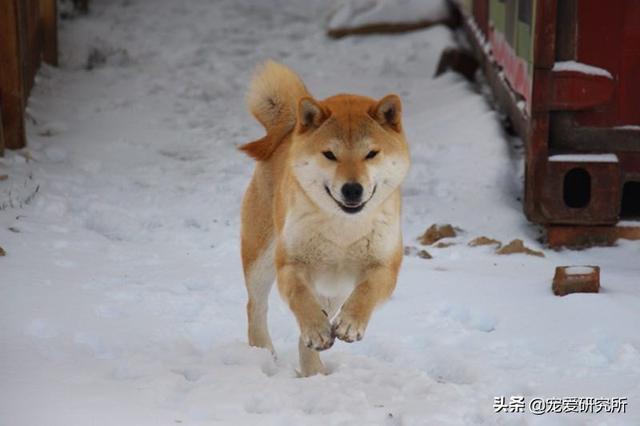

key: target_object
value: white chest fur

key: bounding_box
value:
[279,196,401,315]
[313,267,357,299]
[280,196,401,268]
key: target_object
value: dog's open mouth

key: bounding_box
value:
[325,185,376,214]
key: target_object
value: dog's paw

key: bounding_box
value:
[300,314,335,351]
[332,310,367,343]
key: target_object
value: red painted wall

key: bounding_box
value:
[575,0,640,128]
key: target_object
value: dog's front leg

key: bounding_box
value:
[332,264,398,343]
[277,263,334,376]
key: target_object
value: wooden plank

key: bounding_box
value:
[550,113,640,152]
[525,0,557,224]
[549,71,614,111]
[461,14,530,141]
[327,18,451,39]
[0,0,27,150]
[547,225,640,248]
[533,0,557,69]
[554,0,576,61]
[472,0,489,35]
[0,99,4,156]
[40,0,58,66]
[23,0,42,98]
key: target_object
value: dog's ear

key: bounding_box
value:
[297,97,327,131]
[371,94,402,132]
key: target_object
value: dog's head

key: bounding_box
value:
[290,94,410,216]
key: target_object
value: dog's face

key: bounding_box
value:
[291,94,409,216]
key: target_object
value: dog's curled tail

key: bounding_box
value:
[240,60,309,161]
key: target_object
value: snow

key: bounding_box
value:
[619,220,640,228]
[549,153,619,163]
[565,266,595,275]
[466,16,491,55]
[1,0,640,424]
[552,60,613,79]
[328,0,449,30]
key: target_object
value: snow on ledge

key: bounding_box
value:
[565,266,595,275]
[467,16,491,54]
[549,153,618,163]
[552,60,613,79]
[618,220,640,228]
[614,125,640,131]
[328,0,449,31]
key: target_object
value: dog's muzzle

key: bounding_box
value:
[325,184,376,214]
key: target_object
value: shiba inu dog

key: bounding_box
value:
[240,61,410,376]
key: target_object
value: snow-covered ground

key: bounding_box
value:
[1,0,639,425]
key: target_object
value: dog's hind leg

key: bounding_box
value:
[298,337,327,377]
[241,170,277,353]
[243,238,276,353]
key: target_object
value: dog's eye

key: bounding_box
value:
[322,151,337,161]
[365,150,379,160]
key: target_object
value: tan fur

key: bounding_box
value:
[240,61,410,376]
[240,60,310,161]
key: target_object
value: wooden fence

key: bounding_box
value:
[0,0,58,156]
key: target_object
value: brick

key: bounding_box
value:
[552,265,600,296]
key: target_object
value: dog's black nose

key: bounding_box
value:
[341,182,363,203]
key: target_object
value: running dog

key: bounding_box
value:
[240,61,410,376]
